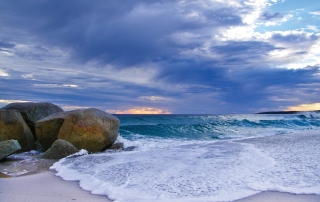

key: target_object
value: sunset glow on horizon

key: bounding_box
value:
[286,103,320,112]
[107,107,171,115]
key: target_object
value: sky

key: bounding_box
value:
[0,0,319,114]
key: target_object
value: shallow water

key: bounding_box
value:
[0,151,56,177]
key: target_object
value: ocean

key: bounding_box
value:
[51,113,320,202]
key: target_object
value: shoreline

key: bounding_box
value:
[1,171,320,202]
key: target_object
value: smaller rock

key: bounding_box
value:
[0,140,21,160]
[108,143,136,151]
[108,142,124,150]
[124,146,136,151]
[42,139,78,159]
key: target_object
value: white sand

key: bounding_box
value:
[1,171,320,202]
[233,191,320,202]
[0,171,112,202]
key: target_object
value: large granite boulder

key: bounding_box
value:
[36,108,120,153]
[42,139,78,159]
[35,112,67,151]
[0,109,35,151]
[2,102,63,138]
[0,140,21,160]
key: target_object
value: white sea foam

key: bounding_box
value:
[51,112,320,202]
[238,130,320,195]
[51,130,320,202]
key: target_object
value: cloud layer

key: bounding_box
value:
[0,0,319,113]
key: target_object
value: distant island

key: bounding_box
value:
[257,110,320,114]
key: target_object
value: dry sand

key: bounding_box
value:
[234,191,320,202]
[0,171,112,202]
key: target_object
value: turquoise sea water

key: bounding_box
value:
[52,113,320,202]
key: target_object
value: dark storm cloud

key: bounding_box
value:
[156,41,278,87]
[154,37,320,112]
[0,62,170,110]
[271,32,319,44]
[0,40,16,53]
[0,0,243,66]
[212,41,276,55]
[260,12,284,21]
[211,41,279,65]
[220,65,320,111]
[0,40,16,49]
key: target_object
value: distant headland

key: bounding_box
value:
[257,110,320,114]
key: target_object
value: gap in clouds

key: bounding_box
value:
[107,107,171,115]
[286,103,320,111]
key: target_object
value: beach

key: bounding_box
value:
[1,114,320,201]
[1,170,320,202]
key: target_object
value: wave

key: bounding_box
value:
[117,114,320,141]
[298,112,320,119]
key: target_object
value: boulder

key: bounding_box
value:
[0,140,21,160]
[57,108,119,152]
[108,142,136,151]
[35,111,68,151]
[42,139,78,159]
[0,109,35,151]
[108,142,124,150]
[36,108,120,153]
[2,102,63,138]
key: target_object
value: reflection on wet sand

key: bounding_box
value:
[0,151,56,177]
